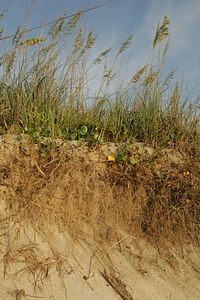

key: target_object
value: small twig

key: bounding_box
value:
[100,269,134,300]
[9,289,25,300]
[184,212,200,225]
[84,248,99,279]
[109,235,137,250]
[49,155,65,178]
[31,156,46,178]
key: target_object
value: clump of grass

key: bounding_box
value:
[0,8,199,158]
[126,14,199,155]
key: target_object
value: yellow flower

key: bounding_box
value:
[108,155,115,162]
[183,170,190,176]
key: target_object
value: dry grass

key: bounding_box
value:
[1,135,200,243]
[0,134,200,293]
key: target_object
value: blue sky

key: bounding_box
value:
[1,0,200,98]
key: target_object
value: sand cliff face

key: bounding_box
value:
[0,134,200,300]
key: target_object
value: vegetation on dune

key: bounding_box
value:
[0,4,200,252]
[0,5,200,296]
[0,6,199,157]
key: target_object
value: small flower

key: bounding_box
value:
[108,155,115,162]
[183,170,190,176]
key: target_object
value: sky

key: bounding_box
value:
[0,0,200,99]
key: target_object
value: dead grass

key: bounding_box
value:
[0,134,200,295]
[1,134,200,244]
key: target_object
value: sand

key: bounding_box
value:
[0,222,200,300]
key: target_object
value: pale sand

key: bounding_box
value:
[0,223,199,300]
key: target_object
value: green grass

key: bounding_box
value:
[0,8,199,159]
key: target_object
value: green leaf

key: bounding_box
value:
[40,152,47,158]
[158,172,164,179]
[130,157,138,165]
[79,125,88,136]
[98,137,104,144]
[70,132,77,140]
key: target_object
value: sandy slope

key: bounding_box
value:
[0,222,200,300]
[0,134,200,299]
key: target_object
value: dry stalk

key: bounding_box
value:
[100,269,133,300]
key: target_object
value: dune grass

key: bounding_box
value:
[0,7,199,158]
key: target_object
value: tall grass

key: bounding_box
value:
[0,8,199,157]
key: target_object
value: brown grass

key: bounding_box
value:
[0,134,200,293]
[1,135,200,244]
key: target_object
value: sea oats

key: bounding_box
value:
[130,64,150,84]
[20,37,44,48]
[153,14,169,49]
[116,34,133,58]
[92,48,112,64]
[143,71,159,85]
